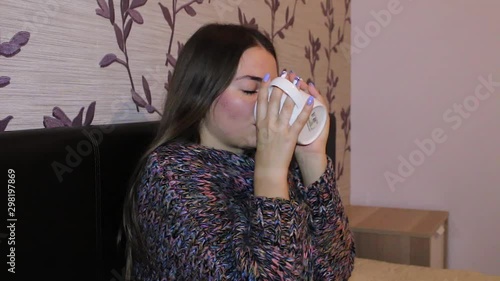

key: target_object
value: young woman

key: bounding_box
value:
[121,23,355,280]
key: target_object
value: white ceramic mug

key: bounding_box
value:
[254,77,327,145]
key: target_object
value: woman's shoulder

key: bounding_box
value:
[146,141,206,173]
[143,140,254,181]
[151,141,201,161]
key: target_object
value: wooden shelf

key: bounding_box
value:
[345,205,449,268]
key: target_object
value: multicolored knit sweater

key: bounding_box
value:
[133,141,355,280]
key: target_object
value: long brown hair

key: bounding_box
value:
[120,23,277,279]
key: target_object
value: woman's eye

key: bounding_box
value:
[242,90,258,95]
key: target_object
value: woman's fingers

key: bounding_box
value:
[278,95,296,126]
[267,85,284,123]
[290,96,314,136]
[258,70,320,140]
[307,82,330,112]
[256,73,271,122]
[307,82,323,100]
[288,71,328,113]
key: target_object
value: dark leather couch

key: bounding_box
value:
[0,118,335,280]
[0,121,159,281]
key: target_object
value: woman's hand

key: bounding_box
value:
[253,72,315,199]
[288,72,330,186]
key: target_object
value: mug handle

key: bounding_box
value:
[268,77,308,109]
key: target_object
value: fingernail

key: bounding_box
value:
[293,76,300,86]
[263,73,270,82]
[307,96,314,105]
[289,70,294,74]
[280,69,287,77]
[309,82,315,88]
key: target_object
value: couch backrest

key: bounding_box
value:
[0,121,159,281]
[0,118,335,281]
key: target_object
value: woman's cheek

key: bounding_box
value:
[216,94,253,122]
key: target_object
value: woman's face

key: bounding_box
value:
[200,46,277,154]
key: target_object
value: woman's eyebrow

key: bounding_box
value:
[235,75,262,82]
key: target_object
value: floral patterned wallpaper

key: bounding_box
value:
[0,0,351,201]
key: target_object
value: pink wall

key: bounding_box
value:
[351,0,500,276]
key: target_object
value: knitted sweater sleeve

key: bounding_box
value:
[135,151,311,280]
[292,155,356,280]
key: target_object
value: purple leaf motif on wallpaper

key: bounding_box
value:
[43,116,65,128]
[96,0,162,116]
[142,75,152,104]
[121,0,130,16]
[304,30,321,83]
[160,4,173,29]
[184,5,196,16]
[96,0,111,19]
[0,42,21,57]
[72,107,85,126]
[314,0,351,181]
[84,101,97,126]
[159,0,205,89]
[319,0,350,105]
[128,9,144,24]
[131,89,147,107]
[238,0,304,43]
[109,0,116,24]
[0,76,10,88]
[237,8,258,30]
[340,107,351,138]
[166,54,176,67]
[131,76,160,114]
[0,31,30,58]
[10,32,30,47]
[52,106,73,126]
[337,105,351,179]
[326,69,339,99]
[99,53,117,67]
[0,116,13,132]
[99,53,126,67]
[130,0,147,9]
[43,101,96,128]
[113,23,124,51]
[124,18,133,40]
[177,41,184,54]
[0,31,30,132]
[302,0,350,181]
